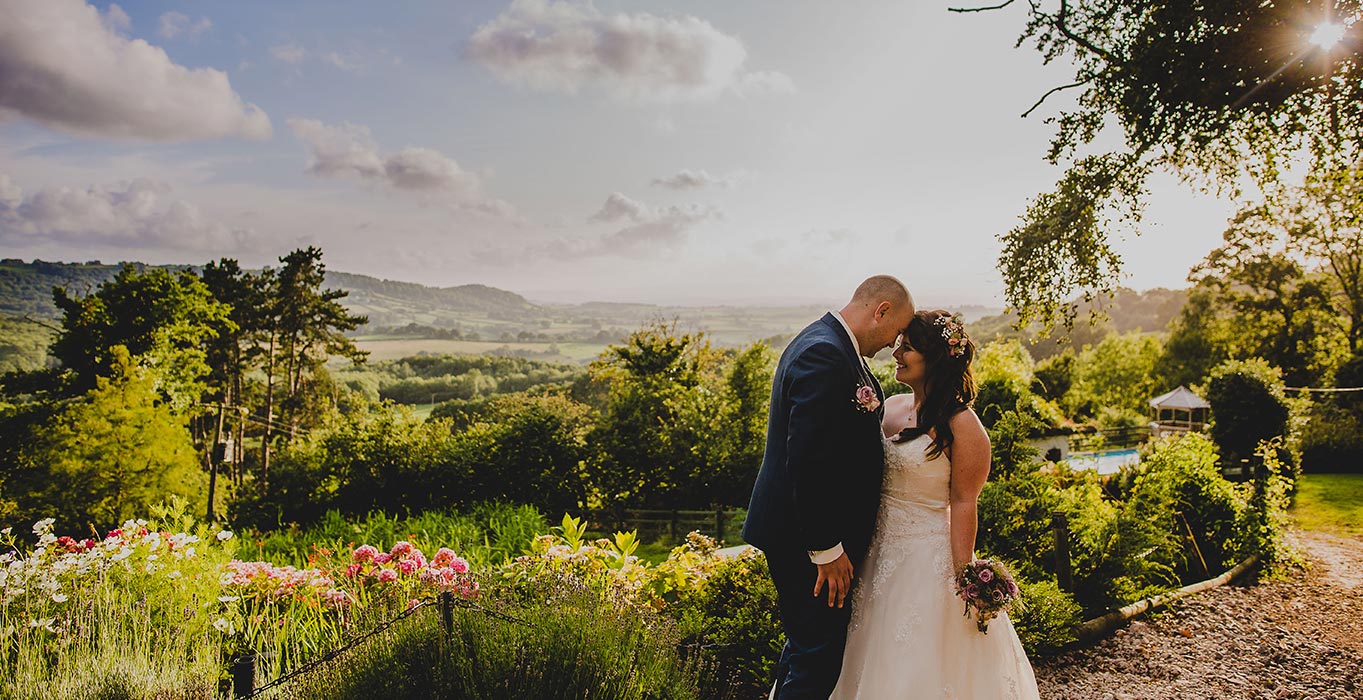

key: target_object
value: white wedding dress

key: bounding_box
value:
[830,433,1040,700]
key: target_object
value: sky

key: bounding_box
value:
[0,0,1240,307]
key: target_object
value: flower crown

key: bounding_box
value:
[934,313,968,357]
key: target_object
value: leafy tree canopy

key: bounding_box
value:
[973,0,1363,330]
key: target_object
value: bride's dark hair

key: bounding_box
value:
[892,309,978,459]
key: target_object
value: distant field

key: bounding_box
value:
[352,337,607,363]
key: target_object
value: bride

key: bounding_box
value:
[830,310,1039,699]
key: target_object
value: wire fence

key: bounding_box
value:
[231,592,526,699]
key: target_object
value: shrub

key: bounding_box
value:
[1010,577,1082,655]
[670,550,784,700]
[1205,358,1290,464]
[1298,401,1363,473]
[280,581,700,700]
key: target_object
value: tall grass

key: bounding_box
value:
[276,582,701,700]
[241,503,545,569]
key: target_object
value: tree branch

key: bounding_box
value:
[1022,80,1088,118]
[948,0,1016,12]
[1054,0,1118,65]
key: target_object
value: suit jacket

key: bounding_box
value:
[742,313,887,567]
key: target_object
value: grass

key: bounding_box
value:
[347,338,607,363]
[1289,473,1363,536]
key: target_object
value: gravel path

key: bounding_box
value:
[1034,530,1363,699]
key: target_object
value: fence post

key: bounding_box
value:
[715,507,726,542]
[440,591,454,636]
[1052,512,1073,592]
[670,510,680,541]
[231,653,256,699]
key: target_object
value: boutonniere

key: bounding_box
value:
[853,384,880,413]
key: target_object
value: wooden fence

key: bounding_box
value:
[594,508,746,543]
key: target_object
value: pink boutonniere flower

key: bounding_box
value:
[854,384,880,413]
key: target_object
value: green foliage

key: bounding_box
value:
[0,502,234,700]
[0,315,53,374]
[1297,400,1363,474]
[985,409,1043,481]
[670,550,783,699]
[282,582,700,700]
[986,0,1363,329]
[1031,350,1075,401]
[586,324,771,510]
[1205,358,1291,463]
[51,265,231,409]
[1066,332,1166,421]
[3,347,204,533]
[1127,433,1255,580]
[342,353,584,406]
[240,503,546,569]
[1010,578,1082,655]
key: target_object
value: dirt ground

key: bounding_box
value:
[1034,530,1363,699]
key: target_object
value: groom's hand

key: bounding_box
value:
[813,553,854,608]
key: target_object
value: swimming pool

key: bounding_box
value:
[1067,448,1140,475]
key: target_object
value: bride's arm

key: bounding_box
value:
[947,409,991,574]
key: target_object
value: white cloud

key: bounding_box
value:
[0,0,270,141]
[0,174,260,251]
[651,169,730,190]
[270,42,307,64]
[589,192,649,222]
[102,3,131,33]
[288,118,513,216]
[493,194,717,261]
[158,11,212,40]
[465,0,793,101]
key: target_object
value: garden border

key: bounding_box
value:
[1072,554,1260,644]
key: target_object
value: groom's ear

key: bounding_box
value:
[874,301,892,321]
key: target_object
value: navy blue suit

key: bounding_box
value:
[742,313,886,699]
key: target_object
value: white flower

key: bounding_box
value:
[28,618,56,633]
[212,617,235,635]
[0,527,11,537]
[50,592,67,603]
[146,554,158,562]
[31,518,55,537]
[216,530,234,542]
[217,595,239,603]
[167,570,182,580]
[111,547,134,562]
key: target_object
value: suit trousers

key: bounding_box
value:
[766,547,855,700]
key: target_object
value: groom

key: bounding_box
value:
[743,275,915,699]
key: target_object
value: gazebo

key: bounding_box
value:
[1148,385,1210,436]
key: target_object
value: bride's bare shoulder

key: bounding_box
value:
[883,393,913,411]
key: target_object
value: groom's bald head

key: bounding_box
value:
[841,275,915,357]
[850,275,912,310]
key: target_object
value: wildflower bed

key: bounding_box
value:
[0,508,774,700]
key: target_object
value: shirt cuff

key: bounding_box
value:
[807,543,844,565]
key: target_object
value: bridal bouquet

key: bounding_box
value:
[954,559,1020,633]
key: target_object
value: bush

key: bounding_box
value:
[670,550,784,700]
[1010,577,1083,655]
[1205,358,1290,464]
[280,581,700,700]
[1299,400,1363,473]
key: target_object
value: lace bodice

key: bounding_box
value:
[875,433,952,542]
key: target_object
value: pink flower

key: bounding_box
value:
[390,541,414,559]
[450,558,469,574]
[345,563,362,578]
[352,545,379,563]
[374,553,392,564]
[977,567,994,583]
[376,569,398,583]
[398,558,420,575]
[432,548,458,568]
[965,583,979,600]
[854,385,881,413]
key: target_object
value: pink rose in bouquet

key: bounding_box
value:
[954,559,1020,633]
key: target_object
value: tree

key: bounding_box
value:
[1186,196,1352,386]
[1067,332,1165,422]
[972,0,1363,330]
[50,264,231,409]
[259,247,368,482]
[5,346,203,532]
[1205,358,1291,465]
